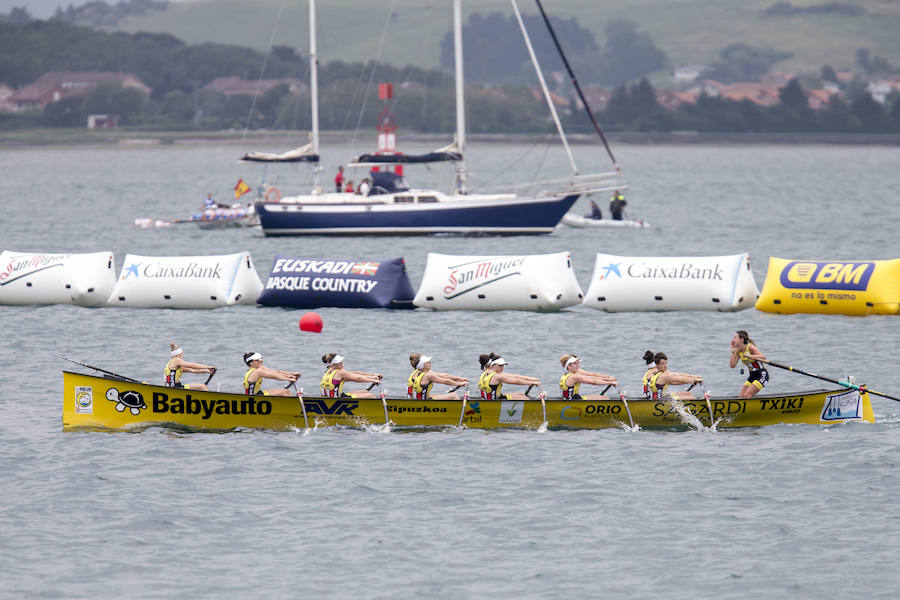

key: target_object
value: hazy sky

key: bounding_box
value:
[1,0,192,18]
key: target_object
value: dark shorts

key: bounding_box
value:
[745,369,769,389]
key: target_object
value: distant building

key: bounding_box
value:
[0,83,15,112]
[573,86,611,112]
[656,89,699,111]
[671,65,708,83]
[866,79,900,104]
[201,76,305,97]
[5,71,150,112]
[87,114,118,129]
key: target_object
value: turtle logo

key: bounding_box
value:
[106,387,147,415]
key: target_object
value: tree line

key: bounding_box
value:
[0,16,898,134]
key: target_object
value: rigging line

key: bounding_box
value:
[240,0,288,153]
[349,0,398,148]
[533,0,619,170]
[475,129,555,188]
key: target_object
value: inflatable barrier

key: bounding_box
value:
[0,250,116,307]
[583,253,759,312]
[756,257,900,316]
[107,252,263,309]
[413,252,583,311]
[257,255,415,309]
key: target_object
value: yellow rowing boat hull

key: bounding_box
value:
[62,371,874,432]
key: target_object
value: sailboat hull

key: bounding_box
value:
[255,194,579,236]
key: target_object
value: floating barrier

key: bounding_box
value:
[413,251,583,311]
[107,252,263,309]
[756,257,900,316]
[583,253,759,312]
[257,255,415,309]
[0,251,116,307]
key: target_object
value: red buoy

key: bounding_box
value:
[299,312,323,333]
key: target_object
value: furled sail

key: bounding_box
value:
[240,143,319,163]
[351,140,461,165]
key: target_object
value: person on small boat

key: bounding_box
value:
[609,190,627,221]
[321,353,382,398]
[585,200,602,220]
[558,354,618,399]
[204,192,229,209]
[647,352,703,400]
[477,353,541,400]
[641,350,659,398]
[407,353,468,400]
[730,330,768,398]
[242,352,300,396]
[344,180,354,194]
[334,165,344,192]
[358,177,371,196]
[164,343,217,391]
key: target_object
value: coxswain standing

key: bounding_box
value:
[164,343,216,391]
[730,330,769,398]
[477,353,540,400]
[558,354,618,400]
[242,352,300,396]
[407,354,468,400]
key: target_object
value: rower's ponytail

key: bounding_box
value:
[322,353,336,365]
[643,350,655,364]
[409,353,422,368]
[560,354,576,367]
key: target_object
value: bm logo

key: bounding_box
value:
[779,261,874,291]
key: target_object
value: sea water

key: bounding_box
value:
[1,142,899,598]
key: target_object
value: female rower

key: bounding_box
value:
[477,353,541,400]
[641,350,658,398]
[558,354,618,400]
[407,354,468,400]
[730,330,768,398]
[320,353,382,398]
[242,352,300,396]
[647,352,703,401]
[164,343,216,391]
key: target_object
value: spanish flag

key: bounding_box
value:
[234,178,251,199]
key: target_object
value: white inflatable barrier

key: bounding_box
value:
[107,252,263,309]
[413,251,583,311]
[583,253,759,312]
[0,250,115,307]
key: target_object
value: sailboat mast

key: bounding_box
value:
[453,0,467,194]
[533,0,618,170]
[309,0,320,158]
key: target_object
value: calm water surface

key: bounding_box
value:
[1,141,899,598]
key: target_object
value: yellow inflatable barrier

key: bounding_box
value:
[756,257,900,316]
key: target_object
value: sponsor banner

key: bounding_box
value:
[583,253,759,312]
[107,252,262,309]
[258,255,414,309]
[0,250,115,307]
[821,390,863,421]
[498,400,523,423]
[414,251,583,311]
[757,257,900,316]
[74,386,93,414]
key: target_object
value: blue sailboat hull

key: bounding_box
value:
[256,194,579,236]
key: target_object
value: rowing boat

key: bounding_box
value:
[63,371,874,432]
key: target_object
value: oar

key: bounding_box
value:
[291,382,309,429]
[203,367,217,386]
[538,389,547,424]
[702,385,714,428]
[762,359,900,403]
[524,385,534,398]
[601,384,613,395]
[616,386,635,429]
[378,382,389,425]
[54,354,140,383]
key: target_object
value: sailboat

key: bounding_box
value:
[250,0,625,236]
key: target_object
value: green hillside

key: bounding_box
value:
[113,0,900,77]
